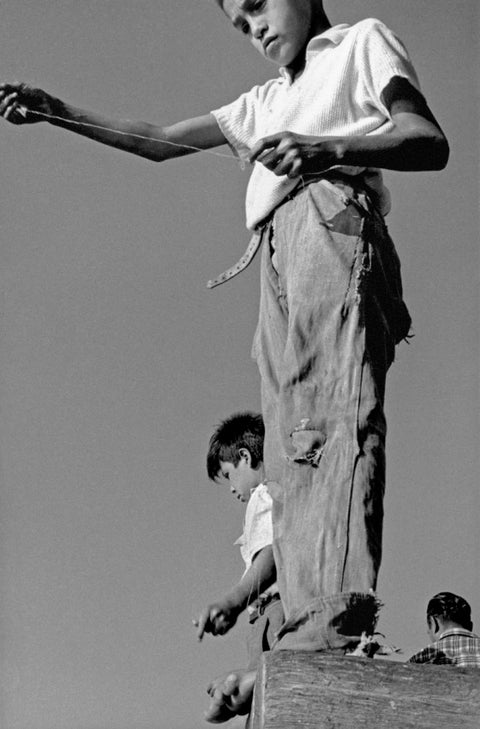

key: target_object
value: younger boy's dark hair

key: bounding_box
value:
[207,412,264,482]
[427,592,473,631]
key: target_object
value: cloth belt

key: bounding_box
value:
[207,229,263,289]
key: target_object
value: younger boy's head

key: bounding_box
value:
[207,412,265,502]
[216,0,329,72]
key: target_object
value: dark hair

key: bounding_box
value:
[427,592,473,631]
[207,412,264,481]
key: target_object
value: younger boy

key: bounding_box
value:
[195,412,283,674]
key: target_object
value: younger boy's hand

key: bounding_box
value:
[194,601,239,641]
[249,132,340,179]
[0,83,57,125]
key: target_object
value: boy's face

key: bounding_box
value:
[222,0,320,69]
[219,449,263,503]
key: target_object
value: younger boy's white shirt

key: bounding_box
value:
[212,18,421,230]
[234,482,278,603]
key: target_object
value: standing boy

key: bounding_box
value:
[0,0,449,684]
[194,412,283,677]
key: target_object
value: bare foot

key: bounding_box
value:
[204,669,256,723]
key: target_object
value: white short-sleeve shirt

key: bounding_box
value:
[212,18,421,229]
[234,482,278,604]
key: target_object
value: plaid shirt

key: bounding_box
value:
[409,629,480,667]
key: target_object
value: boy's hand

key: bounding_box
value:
[194,601,240,641]
[249,132,340,178]
[0,83,56,124]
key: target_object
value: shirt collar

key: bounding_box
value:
[438,628,477,640]
[279,23,350,80]
[306,23,351,52]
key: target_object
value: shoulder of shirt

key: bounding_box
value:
[409,640,451,663]
[306,18,395,55]
[250,482,270,498]
[248,482,272,506]
[352,17,395,37]
[408,644,438,662]
[345,18,400,50]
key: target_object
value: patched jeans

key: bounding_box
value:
[251,176,410,650]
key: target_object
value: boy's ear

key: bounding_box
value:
[427,615,439,636]
[238,447,252,465]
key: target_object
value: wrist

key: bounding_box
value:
[307,137,345,172]
[330,137,348,165]
[51,96,66,116]
[222,590,246,614]
[40,94,77,127]
[47,97,68,122]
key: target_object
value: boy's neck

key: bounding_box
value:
[287,8,331,79]
[310,5,331,37]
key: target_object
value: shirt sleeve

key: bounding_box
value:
[243,485,274,566]
[211,79,278,161]
[356,18,422,117]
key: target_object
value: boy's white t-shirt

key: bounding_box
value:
[212,18,421,230]
[234,482,278,607]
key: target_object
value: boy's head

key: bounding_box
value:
[426,592,473,639]
[207,412,265,502]
[216,0,329,71]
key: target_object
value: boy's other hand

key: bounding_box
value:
[194,601,239,641]
[0,83,56,124]
[249,132,338,178]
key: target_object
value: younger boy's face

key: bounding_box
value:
[219,451,263,503]
[222,0,319,69]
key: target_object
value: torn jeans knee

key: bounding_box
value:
[286,418,327,467]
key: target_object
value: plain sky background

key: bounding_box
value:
[0,2,478,728]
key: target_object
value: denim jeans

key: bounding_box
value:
[251,176,410,650]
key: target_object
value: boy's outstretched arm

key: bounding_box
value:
[194,545,276,641]
[249,77,449,178]
[0,83,226,161]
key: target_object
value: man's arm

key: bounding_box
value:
[0,83,226,161]
[249,77,449,177]
[194,545,276,641]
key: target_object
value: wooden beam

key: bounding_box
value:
[250,650,480,728]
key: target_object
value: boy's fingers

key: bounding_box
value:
[223,673,241,697]
[0,85,24,105]
[4,103,20,122]
[196,614,208,640]
[195,606,218,640]
[249,133,282,162]
[0,91,18,111]
[255,149,278,168]
[3,104,15,120]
